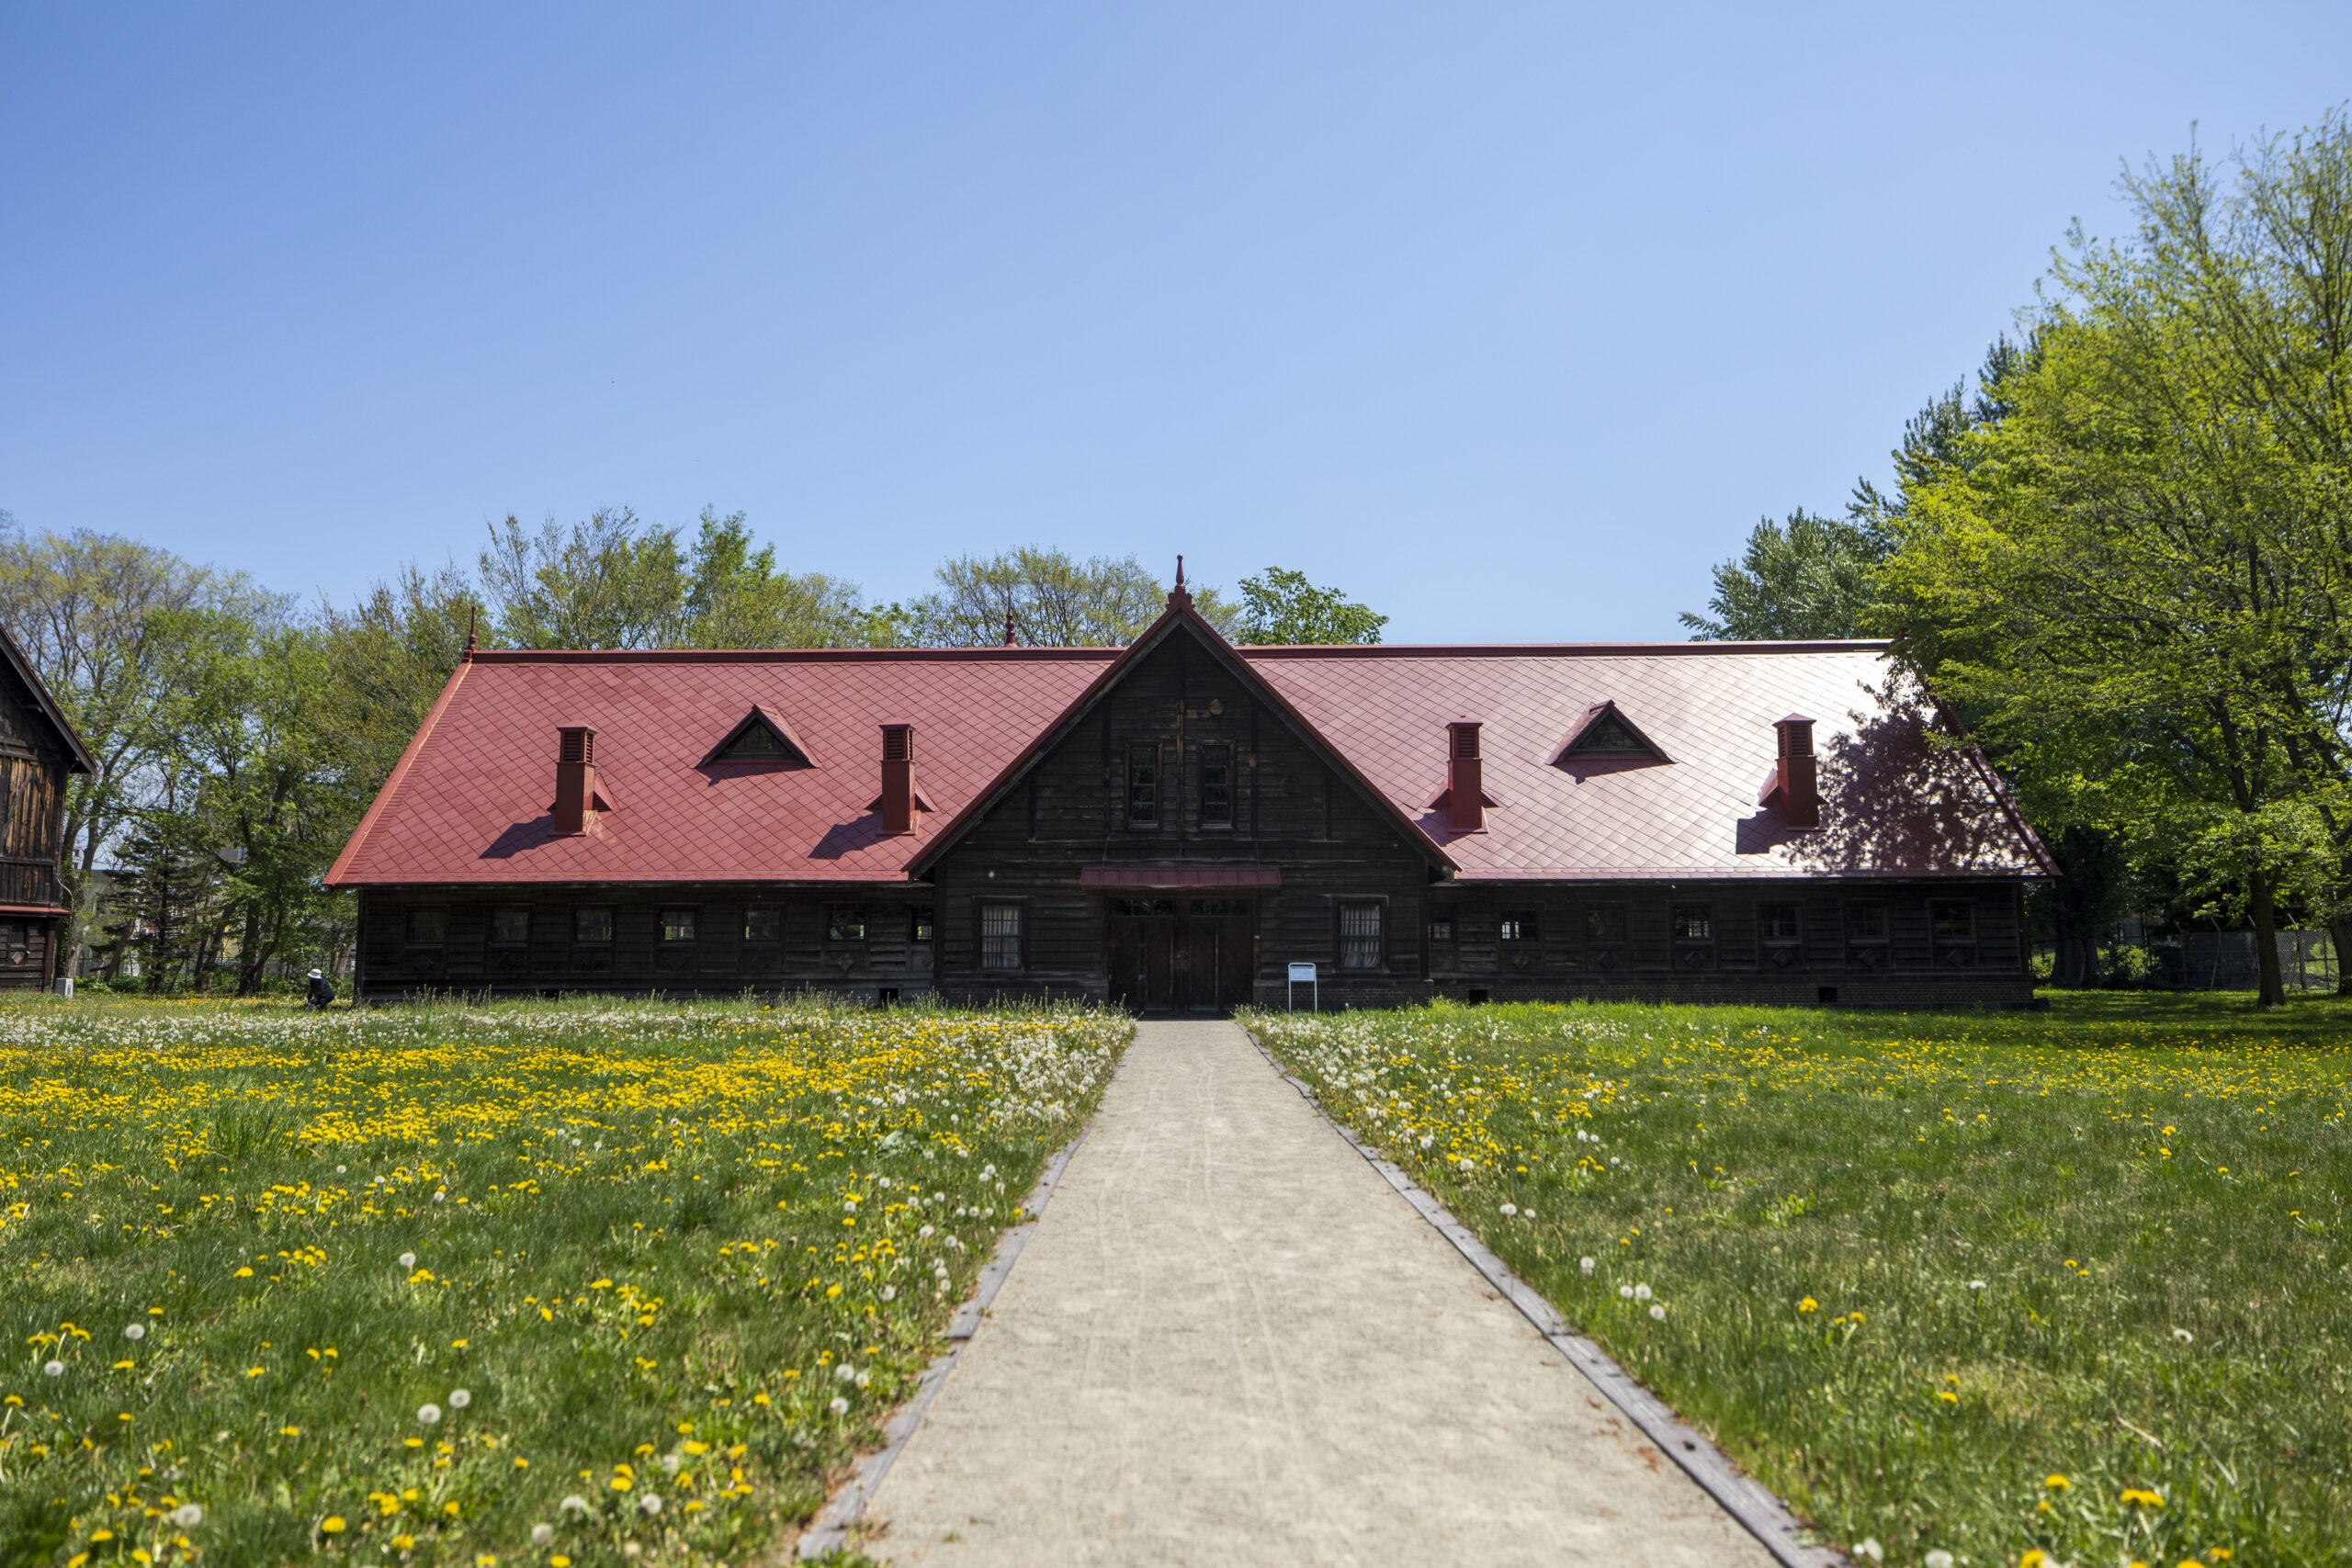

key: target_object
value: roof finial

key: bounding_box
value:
[1001,604,1018,647]
[463,604,477,661]
[1169,553,1193,611]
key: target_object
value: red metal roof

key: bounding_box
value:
[329,631,2049,889]
[1240,642,2050,880]
[325,649,1114,886]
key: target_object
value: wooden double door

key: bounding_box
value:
[1106,897,1255,1014]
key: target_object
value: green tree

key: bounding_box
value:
[679,509,872,649]
[1883,112,2352,1008]
[1678,511,1883,640]
[906,548,1235,647]
[478,509,690,650]
[0,525,258,973]
[1231,567,1385,646]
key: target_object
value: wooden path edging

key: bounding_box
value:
[1243,1029,1849,1568]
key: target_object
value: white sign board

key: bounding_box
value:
[1287,963,1317,982]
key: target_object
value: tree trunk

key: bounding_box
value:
[2330,919,2352,997]
[2048,826,2111,987]
[236,903,267,996]
[2249,869,2287,1009]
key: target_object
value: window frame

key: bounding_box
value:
[1428,908,1457,943]
[572,906,614,945]
[978,900,1025,972]
[405,907,448,946]
[1929,898,1977,967]
[1196,742,1234,829]
[741,906,780,943]
[1758,900,1802,944]
[1498,909,1542,944]
[825,906,869,945]
[1845,898,1890,968]
[1337,900,1385,972]
[1670,903,1714,943]
[910,906,934,944]
[658,908,698,944]
[1125,742,1160,829]
[1584,902,1628,944]
[489,906,531,946]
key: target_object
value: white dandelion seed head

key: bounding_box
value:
[335,1165,346,1175]
[661,1453,681,1474]
[433,1191,446,1202]
[399,1252,416,1270]
[559,1495,590,1516]
[1579,1257,1597,1275]
[854,1371,871,1388]
[1458,1156,1475,1172]
[532,1523,555,1545]
[416,1404,442,1426]
[881,1285,897,1302]
[1853,1540,1883,1564]
[1634,1283,1653,1302]
[1618,1285,1634,1300]
[2173,1327,2194,1343]
[448,1388,470,1409]
[1649,1303,1667,1321]
[170,1504,204,1528]
[918,1224,933,1239]
[1498,1202,1517,1217]
[1968,1280,1986,1291]
[1576,1129,1589,1143]
[829,1396,850,1416]
[1924,1552,1954,1568]
[834,1362,855,1381]
[1609,1156,1622,1167]
[1419,1135,1433,1149]
[42,1359,62,1377]
[124,1323,146,1341]
[640,1494,663,1516]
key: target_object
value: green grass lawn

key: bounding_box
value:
[1251,992,2352,1568]
[0,994,1129,1568]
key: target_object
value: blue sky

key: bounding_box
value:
[6,4,2348,642]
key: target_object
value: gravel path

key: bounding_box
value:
[861,1019,1774,1567]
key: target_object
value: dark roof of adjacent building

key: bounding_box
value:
[326,609,2050,889]
[0,622,97,775]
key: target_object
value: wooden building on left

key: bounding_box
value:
[0,625,95,988]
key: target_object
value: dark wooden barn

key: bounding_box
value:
[328,583,2052,1010]
[0,624,96,989]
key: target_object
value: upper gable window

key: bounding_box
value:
[1198,743,1233,828]
[1126,743,1160,828]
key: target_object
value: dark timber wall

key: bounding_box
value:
[0,652,70,988]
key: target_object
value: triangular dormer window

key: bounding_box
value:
[1553,702,1671,766]
[700,706,817,769]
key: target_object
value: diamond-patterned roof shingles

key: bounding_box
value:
[1239,645,2046,881]
[328,650,1116,886]
[331,640,2046,888]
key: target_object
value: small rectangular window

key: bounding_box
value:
[406,908,447,945]
[980,903,1023,970]
[1759,902,1801,942]
[1499,910,1541,943]
[573,907,613,944]
[1126,743,1159,827]
[1672,904,1713,942]
[660,908,696,943]
[1586,902,1626,942]
[742,907,779,942]
[1931,900,1974,941]
[1339,902,1383,970]
[1847,901,1887,941]
[490,907,530,945]
[1429,912,1456,942]
[910,907,934,943]
[1112,897,1175,917]
[826,907,867,943]
[1198,743,1233,828]
[1191,898,1251,917]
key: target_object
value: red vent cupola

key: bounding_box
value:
[1758,714,1819,829]
[1447,720,1485,834]
[879,723,917,836]
[554,725,597,835]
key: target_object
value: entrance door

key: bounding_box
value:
[1107,897,1255,1014]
